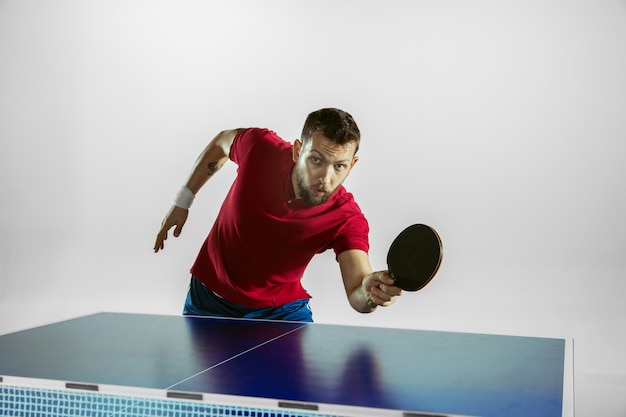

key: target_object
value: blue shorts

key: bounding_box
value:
[183,276,313,322]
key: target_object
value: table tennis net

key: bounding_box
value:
[0,385,337,417]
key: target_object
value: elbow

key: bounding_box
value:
[214,129,240,158]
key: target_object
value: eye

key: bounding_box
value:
[334,164,347,171]
[311,157,322,164]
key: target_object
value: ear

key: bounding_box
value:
[292,139,302,163]
[349,155,359,171]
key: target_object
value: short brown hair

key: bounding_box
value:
[301,108,361,153]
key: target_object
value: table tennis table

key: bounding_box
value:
[0,312,567,417]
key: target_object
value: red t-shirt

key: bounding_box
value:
[190,128,369,308]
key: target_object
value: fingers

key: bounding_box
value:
[369,284,401,306]
[366,270,402,307]
[154,220,175,253]
[154,206,189,253]
[153,229,168,253]
[377,281,402,297]
[369,271,399,292]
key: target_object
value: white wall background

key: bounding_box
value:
[1,0,625,415]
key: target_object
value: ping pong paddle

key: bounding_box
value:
[387,224,443,292]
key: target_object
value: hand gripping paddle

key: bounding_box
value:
[387,224,443,291]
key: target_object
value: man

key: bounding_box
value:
[154,108,401,322]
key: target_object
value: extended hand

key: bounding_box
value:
[154,205,189,252]
[363,270,402,307]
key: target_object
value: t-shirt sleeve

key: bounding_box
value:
[230,128,256,165]
[230,128,281,165]
[332,212,370,256]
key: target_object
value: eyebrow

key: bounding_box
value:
[309,149,351,164]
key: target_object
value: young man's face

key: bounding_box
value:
[292,131,359,206]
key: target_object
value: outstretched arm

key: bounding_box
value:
[153,129,240,252]
[337,249,402,313]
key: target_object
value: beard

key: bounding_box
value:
[296,175,334,206]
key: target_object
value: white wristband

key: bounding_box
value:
[174,185,195,209]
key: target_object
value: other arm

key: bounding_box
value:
[153,129,240,252]
[337,249,402,313]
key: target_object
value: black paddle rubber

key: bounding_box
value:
[387,224,443,291]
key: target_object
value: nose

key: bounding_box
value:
[319,165,333,186]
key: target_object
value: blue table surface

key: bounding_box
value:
[0,312,565,417]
